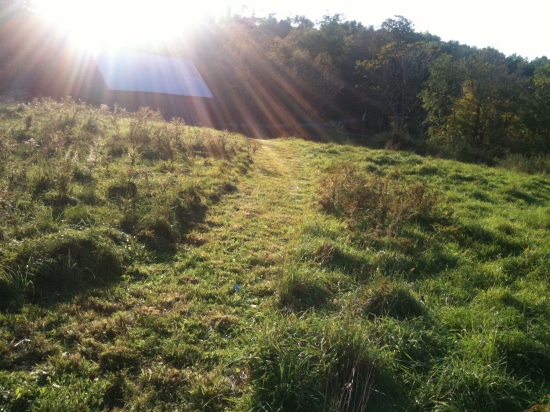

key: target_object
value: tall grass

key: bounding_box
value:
[246,314,382,412]
[285,139,550,411]
[0,99,253,310]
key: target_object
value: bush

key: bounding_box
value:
[498,153,550,174]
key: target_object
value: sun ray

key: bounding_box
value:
[34,0,221,50]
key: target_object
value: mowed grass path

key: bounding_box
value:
[197,138,314,272]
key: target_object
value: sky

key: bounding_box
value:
[234,0,550,60]
[34,0,550,60]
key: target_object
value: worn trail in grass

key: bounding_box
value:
[180,138,317,324]
[161,138,323,408]
[199,139,313,267]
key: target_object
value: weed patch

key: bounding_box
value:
[319,164,449,247]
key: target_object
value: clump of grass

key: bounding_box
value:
[247,315,383,412]
[277,267,334,312]
[356,278,424,320]
[0,266,29,312]
[418,355,531,411]
[1,229,124,307]
[323,324,380,412]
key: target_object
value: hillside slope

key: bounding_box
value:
[1,102,549,411]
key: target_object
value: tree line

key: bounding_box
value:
[1,1,550,162]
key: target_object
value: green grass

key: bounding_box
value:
[1,100,549,411]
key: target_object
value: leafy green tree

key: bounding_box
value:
[423,48,527,155]
[316,14,353,67]
[258,14,292,39]
[292,15,314,29]
[381,15,418,44]
[421,53,466,136]
[521,59,550,151]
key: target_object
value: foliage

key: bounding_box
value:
[2,7,550,165]
[422,49,549,161]
[357,41,437,132]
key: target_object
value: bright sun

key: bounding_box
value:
[34,0,222,49]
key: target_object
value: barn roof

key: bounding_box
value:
[94,49,213,98]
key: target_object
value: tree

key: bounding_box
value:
[521,59,550,151]
[421,54,468,137]
[0,0,45,96]
[381,15,417,44]
[422,48,526,154]
[357,41,437,132]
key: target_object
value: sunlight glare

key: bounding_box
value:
[35,0,220,49]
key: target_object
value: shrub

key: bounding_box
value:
[498,153,550,174]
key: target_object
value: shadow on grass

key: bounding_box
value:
[504,187,540,205]
[303,242,372,280]
[458,222,525,259]
[0,230,124,312]
[278,269,335,313]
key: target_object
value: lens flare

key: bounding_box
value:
[34,0,220,49]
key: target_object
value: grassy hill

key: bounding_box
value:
[1,100,549,411]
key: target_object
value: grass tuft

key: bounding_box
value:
[277,267,334,312]
[358,278,424,320]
